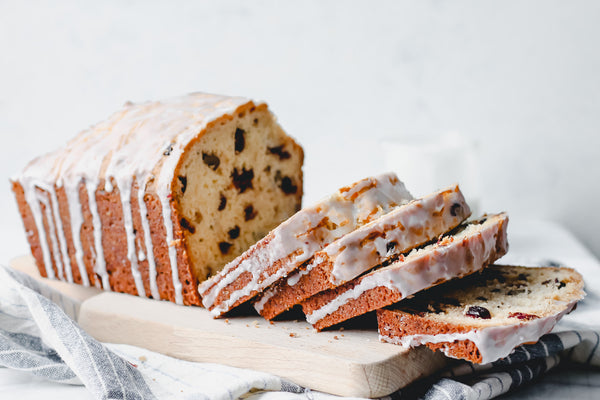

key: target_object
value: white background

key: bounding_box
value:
[1,1,599,259]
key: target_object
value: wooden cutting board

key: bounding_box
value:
[9,255,448,398]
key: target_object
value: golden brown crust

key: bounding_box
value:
[12,181,47,277]
[376,308,483,363]
[55,185,82,284]
[304,285,402,331]
[257,260,334,320]
[95,179,139,295]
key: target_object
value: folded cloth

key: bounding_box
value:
[0,264,598,400]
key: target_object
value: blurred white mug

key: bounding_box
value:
[382,132,481,215]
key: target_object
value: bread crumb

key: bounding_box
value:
[169,239,182,247]
[339,327,344,332]
[252,320,259,327]
[245,324,250,327]
[289,332,297,338]
[269,321,274,325]
[333,335,339,340]
[138,355,147,362]
[225,319,230,324]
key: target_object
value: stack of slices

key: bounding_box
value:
[199,172,585,364]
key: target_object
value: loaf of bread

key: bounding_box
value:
[377,265,585,364]
[254,184,472,320]
[199,173,414,317]
[302,213,509,330]
[11,93,304,305]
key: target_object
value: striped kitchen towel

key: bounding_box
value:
[0,263,598,400]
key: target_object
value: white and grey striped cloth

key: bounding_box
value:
[0,263,598,400]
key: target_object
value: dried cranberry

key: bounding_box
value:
[228,226,240,239]
[235,128,245,153]
[231,167,254,193]
[450,203,462,217]
[508,312,539,320]
[244,205,257,221]
[202,153,220,170]
[218,194,227,211]
[178,176,187,194]
[279,176,297,194]
[465,305,491,319]
[386,241,397,253]
[179,218,195,234]
[219,241,232,254]
[268,145,291,160]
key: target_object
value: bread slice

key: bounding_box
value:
[377,265,585,364]
[254,184,471,320]
[11,93,303,305]
[198,173,414,317]
[301,213,509,331]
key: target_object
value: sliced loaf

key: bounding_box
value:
[377,265,585,364]
[254,184,471,320]
[198,173,413,317]
[301,213,509,331]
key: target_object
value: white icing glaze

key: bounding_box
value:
[304,213,508,325]
[255,185,469,316]
[199,172,413,315]
[379,300,579,364]
[326,184,469,285]
[14,93,255,303]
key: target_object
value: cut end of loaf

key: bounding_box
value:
[174,102,304,283]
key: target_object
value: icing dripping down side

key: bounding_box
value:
[13,93,257,304]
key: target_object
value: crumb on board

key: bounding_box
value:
[225,319,230,324]
[138,355,147,362]
[289,332,297,338]
[333,335,339,340]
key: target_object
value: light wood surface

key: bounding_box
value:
[9,255,448,398]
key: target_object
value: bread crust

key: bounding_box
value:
[377,309,482,363]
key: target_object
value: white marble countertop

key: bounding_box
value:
[1,217,599,399]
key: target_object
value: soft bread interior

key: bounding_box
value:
[174,104,303,281]
[395,265,584,328]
